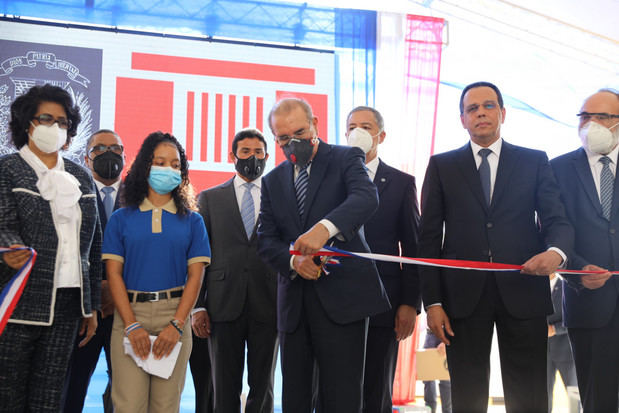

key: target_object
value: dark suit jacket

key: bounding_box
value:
[196,178,277,325]
[257,140,391,332]
[551,148,619,328]
[0,153,102,324]
[419,141,573,319]
[364,159,421,327]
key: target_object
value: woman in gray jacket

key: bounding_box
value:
[0,84,102,412]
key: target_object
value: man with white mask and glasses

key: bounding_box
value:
[346,106,421,413]
[551,88,619,413]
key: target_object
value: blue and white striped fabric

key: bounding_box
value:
[0,247,36,336]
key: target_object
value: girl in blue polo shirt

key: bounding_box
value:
[102,131,210,413]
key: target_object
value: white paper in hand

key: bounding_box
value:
[123,335,182,379]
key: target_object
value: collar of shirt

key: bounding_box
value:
[233,174,262,191]
[95,178,122,193]
[365,156,379,181]
[470,138,503,168]
[294,162,312,179]
[139,197,177,214]
[584,144,619,171]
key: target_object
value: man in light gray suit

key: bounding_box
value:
[192,128,278,413]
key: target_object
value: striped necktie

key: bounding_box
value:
[600,156,614,220]
[295,165,309,217]
[240,182,255,238]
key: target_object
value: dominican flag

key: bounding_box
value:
[0,247,36,336]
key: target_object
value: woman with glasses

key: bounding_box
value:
[102,131,210,413]
[0,84,102,411]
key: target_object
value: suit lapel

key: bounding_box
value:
[455,143,488,211]
[572,148,605,219]
[96,190,107,228]
[222,178,250,239]
[302,141,330,227]
[277,161,302,231]
[373,159,389,196]
[491,141,520,209]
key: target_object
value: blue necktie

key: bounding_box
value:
[240,182,255,239]
[478,148,492,206]
[295,165,309,217]
[101,186,114,220]
[600,156,614,220]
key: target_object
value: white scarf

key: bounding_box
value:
[19,145,81,222]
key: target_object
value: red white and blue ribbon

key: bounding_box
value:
[290,245,614,276]
[0,247,37,336]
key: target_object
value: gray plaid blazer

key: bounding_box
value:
[0,152,102,325]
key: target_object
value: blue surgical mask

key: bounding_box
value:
[148,166,182,194]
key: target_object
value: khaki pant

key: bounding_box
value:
[111,291,192,413]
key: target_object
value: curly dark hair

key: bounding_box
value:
[9,84,81,149]
[121,131,195,215]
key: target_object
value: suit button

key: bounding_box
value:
[610,228,616,235]
[486,222,493,229]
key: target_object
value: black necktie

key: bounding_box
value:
[478,148,492,205]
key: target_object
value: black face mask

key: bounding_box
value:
[282,138,316,167]
[235,155,266,181]
[92,151,124,180]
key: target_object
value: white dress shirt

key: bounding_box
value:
[233,174,262,225]
[365,156,379,182]
[470,138,502,202]
[583,144,619,200]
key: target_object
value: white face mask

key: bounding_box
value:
[346,127,380,154]
[29,122,67,154]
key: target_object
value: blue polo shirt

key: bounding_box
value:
[102,198,211,291]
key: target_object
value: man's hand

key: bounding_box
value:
[548,324,556,338]
[78,313,98,347]
[292,255,321,280]
[2,244,32,270]
[581,264,612,290]
[394,305,416,341]
[99,280,114,318]
[426,306,454,346]
[191,310,211,338]
[293,223,330,256]
[521,250,562,276]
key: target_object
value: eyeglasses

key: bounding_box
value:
[465,102,498,114]
[88,144,124,159]
[577,112,619,122]
[32,113,72,130]
[275,125,311,146]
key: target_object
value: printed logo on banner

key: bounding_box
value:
[115,52,329,190]
[0,40,102,165]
